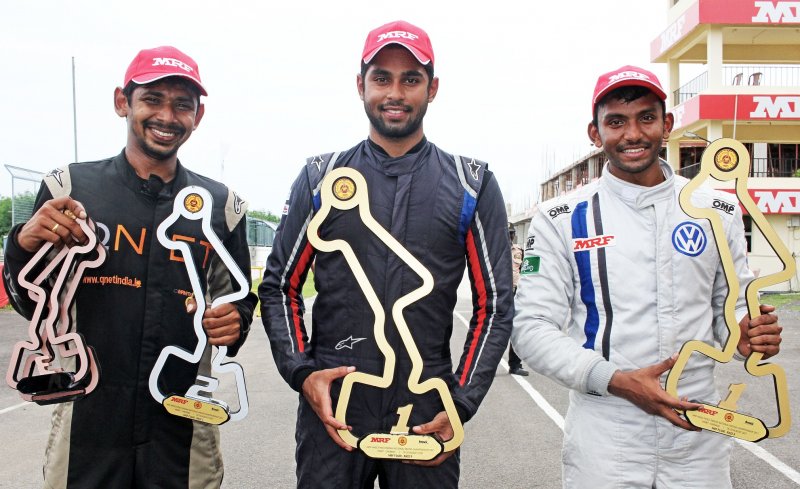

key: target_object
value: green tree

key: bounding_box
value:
[248,209,280,224]
[0,196,11,246]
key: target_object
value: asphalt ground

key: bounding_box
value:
[1,288,799,488]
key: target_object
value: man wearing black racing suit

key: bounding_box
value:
[259,20,513,488]
[2,46,257,488]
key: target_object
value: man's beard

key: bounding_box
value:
[365,101,427,139]
[139,122,185,160]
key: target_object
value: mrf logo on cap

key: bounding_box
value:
[592,65,666,115]
[362,20,435,66]
[124,45,208,96]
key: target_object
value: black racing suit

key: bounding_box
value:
[2,151,257,489]
[259,138,513,488]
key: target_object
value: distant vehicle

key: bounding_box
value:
[246,216,277,280]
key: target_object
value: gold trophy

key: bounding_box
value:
[665,138,792,442]
[306,167,465,461]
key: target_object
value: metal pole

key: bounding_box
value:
[72,57,78,162]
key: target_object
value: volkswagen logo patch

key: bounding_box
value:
[672,221,707,257]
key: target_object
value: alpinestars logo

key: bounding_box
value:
[310,156,323,172]
[46,168,65,187]
[672,222,707,257]
[233,192,244,214]
[468,159,481,180]
[335,335,367,350]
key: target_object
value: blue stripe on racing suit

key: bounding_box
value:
[571,201,600,350]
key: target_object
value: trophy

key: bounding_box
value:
[6,217,106,404]
[665,138,793,442]
[307,167,465,461]
[148,186,249,425]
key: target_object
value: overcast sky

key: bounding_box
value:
[1,0,672,216]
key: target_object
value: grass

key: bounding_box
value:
[761,292,800,310]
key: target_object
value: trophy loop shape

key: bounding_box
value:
[307,167,465,461]
[665,138,792,441]
[6,218,106,404]
[148,186,249,425]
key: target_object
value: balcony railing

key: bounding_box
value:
[672,65,800,105]
[677,158,800,178]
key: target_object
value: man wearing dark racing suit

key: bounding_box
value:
[2,46,257,488]
[259,20,513,488]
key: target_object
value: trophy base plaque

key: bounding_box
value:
[358,432,444,461]
[162,395,230,425]
[685,402,768,442]
[16,372,90,405]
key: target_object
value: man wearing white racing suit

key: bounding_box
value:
[512,65,783,488]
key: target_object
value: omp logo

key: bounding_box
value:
[370,437,391,443]
[752,1,800,22]
[713,199,735,214]
[573,235,616,251]
[152,57,194,73]
[672,222,707,257]
[526,235,536,250]
[660,14,686,53]
[378,31,419,42]
[548,204,570,218]
[750,96,800,118]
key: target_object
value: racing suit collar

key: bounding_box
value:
[601,159,675,209]
[367,136,428,156]
[363,137,432,176]
[113,149,187,199]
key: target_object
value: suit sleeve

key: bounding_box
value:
[2,183,54,319]
[452,172,514,421]
[258,167,317,392]
[512,207,614,395]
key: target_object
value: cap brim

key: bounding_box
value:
[362,42,431,66]
[130,72,208,96]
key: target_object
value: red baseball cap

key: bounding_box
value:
[592,65,666,114]
[362,20,434,66]
[123,46,208,96]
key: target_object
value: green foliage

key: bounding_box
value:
[248,209,280,224]
[0,196,11,245]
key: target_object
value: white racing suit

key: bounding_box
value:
[512,161,752,488]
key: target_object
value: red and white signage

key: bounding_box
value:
[652,0,800,59]
[671,94,800,130]
[719,189,800,214]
